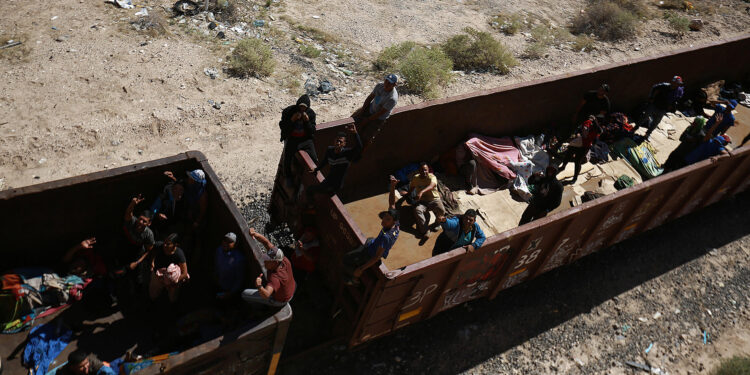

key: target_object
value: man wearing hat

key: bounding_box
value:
[352,74,399,149]
[639,75,685,139]
[704,99,738,138]
[242,228,296,307]
[343,176,400,285]
[279,94,318,183]
[215,232,246,301]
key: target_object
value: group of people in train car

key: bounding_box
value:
[276,71,744,287]
[60,168,298,316]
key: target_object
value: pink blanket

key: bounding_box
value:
[465,134,522,180]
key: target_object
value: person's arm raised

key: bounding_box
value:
[249,228,274,250]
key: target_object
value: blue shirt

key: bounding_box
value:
[366,221,400,259]
[215,246,247,294]
[685,136,727,165]
[440,217,486,249]
[705,104,735,137]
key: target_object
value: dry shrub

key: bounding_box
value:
[709,356,750,375]
[572,34,596,52]
[295,24,337,44]
[229,38,275,77]
[490,12,524,35]
[441,28,517,73]
[374,42,452,99]
[212,0,240,23]
[572,1,640,41]
[664,11,690,34]
[299,44,321,58]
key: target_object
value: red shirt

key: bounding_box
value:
[581,119,601,148]
[268,257,296,302]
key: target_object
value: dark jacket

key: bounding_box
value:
[279,95,316,142]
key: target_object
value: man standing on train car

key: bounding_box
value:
[242,228,296,307]
[343,177,400,286]
[572,83,611,127]
[638,75,684,139]
[433,209,486,255]
[401,162,445,242]
[279,94,318,184]
[352,74,399,150]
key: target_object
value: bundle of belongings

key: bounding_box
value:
[611,137,664,180]
[462,133,549,201]
[1,269,89,334]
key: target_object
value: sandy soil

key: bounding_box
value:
[1,0,749,373]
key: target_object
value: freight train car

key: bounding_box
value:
[0,152,290,375]
[271,34,750,347]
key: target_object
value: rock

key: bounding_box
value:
[653,312,662,319]
[318,79,334,93]
[204,67,218,79]
[55,35,69,42]
[689,19,703,31]
[111,140,121,146]
[137,149,143,155]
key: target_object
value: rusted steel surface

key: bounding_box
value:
[0,152,290,375]
[312,34,750,202]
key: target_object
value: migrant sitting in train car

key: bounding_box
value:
[519,166,564,225]
[704,99,738,138]
[684,134,732,165]
[343,177,400,286]
[560,116,602,185]
[433,209,486,255]
[56,349,115,375]
[399,162,445,241]
[638,75,685,139]
[352,74,399,150]
[307,125,362,200]
[242,229,296,307]
[663,116,708,171]
[280,94,318,184]
[149,233,189,303]
[215,232,247,302]
[573,83,611,127]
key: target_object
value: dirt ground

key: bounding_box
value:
[1,0,749,373]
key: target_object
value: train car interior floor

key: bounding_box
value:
[343,105,750,271]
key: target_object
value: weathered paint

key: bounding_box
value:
[0,152,291,375]
[271,35,750,348]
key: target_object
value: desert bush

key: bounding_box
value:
[709,356,750,375]
[572,1,640,41]
[572,34,596,52]
[664,11,690,34]
[212,0,240,23]
[441,28,517,73]
[374,42,452,98]
[611,0,652,17]
[229,38,275,77]
[489,12,524,35]
[300,44,321,58]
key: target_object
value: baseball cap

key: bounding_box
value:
[261,247,284,262]
[378,208,400,221]
[726,99,738,110]
[672,75,683,84]
[187,169,206,183]
[223,232,237,243]
[721,134,732,144]
[385,74,398,84]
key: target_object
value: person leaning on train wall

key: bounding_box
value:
[279,94,318,186]
[306,124,362,201]
[400,162,445,242]
[433,209,486,256]
[56,349,115,375]
[519,165,564,225]
[637,75,685,140]
[352,73,399,150]
[343,176,401,286]
[242,228,296,307]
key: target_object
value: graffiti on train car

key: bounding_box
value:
[612,194,662,243]
[539,237,580,274]
[455,246,510,285]
[402,283,439,310]
[442,280,491,309]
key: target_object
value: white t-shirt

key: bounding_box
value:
[368,83,398,120]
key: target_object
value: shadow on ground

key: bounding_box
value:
[281,190,750,374]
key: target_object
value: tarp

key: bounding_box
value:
[464,134,521,194]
